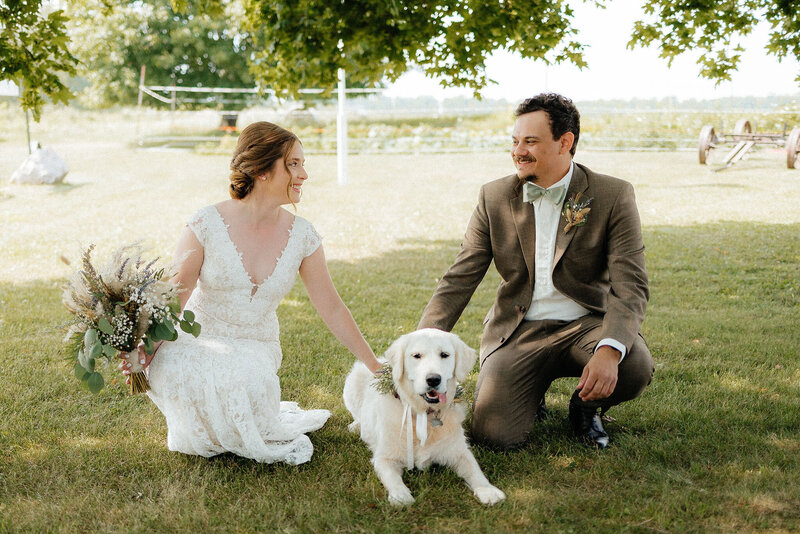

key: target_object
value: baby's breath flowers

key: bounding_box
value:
[62,244,201,394]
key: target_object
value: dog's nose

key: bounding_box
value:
[426,374,441,388]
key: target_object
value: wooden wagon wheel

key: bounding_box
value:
[734,119,754,135]
[698,125,716,164]
[786,127,800,169]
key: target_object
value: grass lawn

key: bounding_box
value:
[1,114,799,532]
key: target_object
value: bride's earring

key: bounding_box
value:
[259,175,266,181]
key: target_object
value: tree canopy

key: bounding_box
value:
[629,0,800,84]
[0,0,78,120]
[6,0,800,119]
[66,0,254,107]
[238,0,587,97]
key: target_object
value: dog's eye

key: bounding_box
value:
[412,353,421,359]
[440,352,450,359]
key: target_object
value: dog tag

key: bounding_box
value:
[430,417,443,427]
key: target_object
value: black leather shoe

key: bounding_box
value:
[535,397,548,421]
[568,391,610,449]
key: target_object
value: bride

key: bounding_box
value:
[121,121,382,465]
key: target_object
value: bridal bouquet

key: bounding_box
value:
[62,244,201,394]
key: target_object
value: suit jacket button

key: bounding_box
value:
[500,337,506,343]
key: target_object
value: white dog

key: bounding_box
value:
[343,328,505,506]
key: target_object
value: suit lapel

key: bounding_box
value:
[553,164,589,268]
[509,182,536,286]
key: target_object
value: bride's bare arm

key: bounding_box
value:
[299,245,382,373]
[120,226,204,378]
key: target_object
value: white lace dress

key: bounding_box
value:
[146,205,330,465]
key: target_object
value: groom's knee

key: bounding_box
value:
[470,415,529,451]
[609,335,654,406]
[470,396,533,450]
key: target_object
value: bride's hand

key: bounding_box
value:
[117,342,162,384]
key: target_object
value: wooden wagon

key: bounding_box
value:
[698,119,800,170]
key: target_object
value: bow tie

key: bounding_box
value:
[523,182,567,205]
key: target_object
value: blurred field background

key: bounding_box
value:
[1,104,799,532]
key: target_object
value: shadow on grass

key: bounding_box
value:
[2,221,799,531]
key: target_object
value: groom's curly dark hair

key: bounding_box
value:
[515,93,580,156]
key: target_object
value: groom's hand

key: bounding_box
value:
[577,346,619,401]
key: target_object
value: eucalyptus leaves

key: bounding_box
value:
[62,244,201,394]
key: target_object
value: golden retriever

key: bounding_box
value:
[343,328,505,506]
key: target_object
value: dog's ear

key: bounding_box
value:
[385,334,407,383]
[452,334,477,381]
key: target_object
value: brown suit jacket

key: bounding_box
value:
[418,162,649,362]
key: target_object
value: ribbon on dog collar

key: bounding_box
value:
[399,402,429,470]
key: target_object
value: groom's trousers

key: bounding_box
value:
[470,314,654,449]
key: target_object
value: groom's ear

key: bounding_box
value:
[385,335,407,383]
[452,334,477,382]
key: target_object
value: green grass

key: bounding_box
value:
[1,112,800,532]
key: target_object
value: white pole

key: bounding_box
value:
[336,68,348,186]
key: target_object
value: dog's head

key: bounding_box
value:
[385,328,477,408]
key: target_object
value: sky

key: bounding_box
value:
[384,0,800,102]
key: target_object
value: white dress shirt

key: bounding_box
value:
[523,161,627,362]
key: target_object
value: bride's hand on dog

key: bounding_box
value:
[117,342,161,385]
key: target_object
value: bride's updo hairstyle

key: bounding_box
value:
[229,121,299,200]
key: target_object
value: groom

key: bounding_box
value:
[418,93,654,449]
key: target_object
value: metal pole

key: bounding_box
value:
[19,79,31,154]
[138,65,146,107]
[25,109,31,155]
[137,66,145,146]
[336,68,348,186]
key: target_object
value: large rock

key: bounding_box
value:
[9,147,69,184]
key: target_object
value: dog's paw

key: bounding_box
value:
[474,485,505,505]
[347,421,360,434]
[387,488,415,507]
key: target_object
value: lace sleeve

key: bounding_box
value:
[302,220,322,257]
[186,206,210,246]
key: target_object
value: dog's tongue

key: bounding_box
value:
[437,392,447,404]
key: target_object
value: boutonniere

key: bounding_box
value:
[562,192,593,233]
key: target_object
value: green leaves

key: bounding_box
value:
[628,0,799,83]
[179,309,201,338]
[65,0,254,108]
[154,321,173,342]
[244,0,587,98]
[74,361,89,380]
[84,328,98,348]
[97,317,114,335]
[74,356,103,394]
[1,1,78,120]
[87,372,104,394]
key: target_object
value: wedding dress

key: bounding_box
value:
[146,205,330,465]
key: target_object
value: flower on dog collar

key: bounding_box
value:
[562,192,593,233]
[371,363,464,403]
[372,363,395,395]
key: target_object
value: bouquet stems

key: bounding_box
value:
[129,371,151,395]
